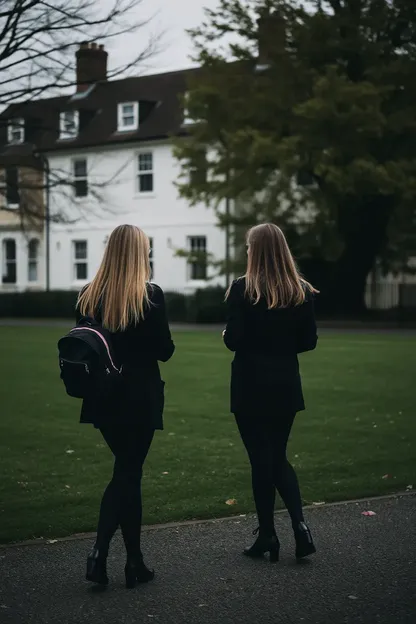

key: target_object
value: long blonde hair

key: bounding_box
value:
[232,223,314,309]
[77,224,151,331]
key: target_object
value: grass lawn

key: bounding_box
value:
[0,326,415,543]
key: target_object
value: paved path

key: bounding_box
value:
[1,495,415,624]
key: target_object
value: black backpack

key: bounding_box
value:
[58,317,122,399]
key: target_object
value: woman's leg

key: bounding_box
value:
[270,412,305,529]
[235,412,276,536]
[95,426,154,558]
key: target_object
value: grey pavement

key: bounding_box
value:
[0,494,415,624]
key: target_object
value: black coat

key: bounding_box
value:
[223,278,317,415]
[77,283,175,430]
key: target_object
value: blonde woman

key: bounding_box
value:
[76,225,175,588]
[223,223,317,562]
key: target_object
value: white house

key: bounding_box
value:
[0,43,226,294]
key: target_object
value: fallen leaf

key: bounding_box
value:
[361,511,376,516]
[312,501,325,506]
[225,499,237,506]
[381,474,391,479]
[162,472,169,475]
[198,604,207,608]
[66,449,75,454]
[65,485,71,489]
[239,514,246,517]
[47,539,58,544]
[348,595,358,600]
[406,485,413,491]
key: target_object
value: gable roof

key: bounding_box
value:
[0,67,199,158]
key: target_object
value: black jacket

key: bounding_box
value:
[223,278,317,414]
[77,283,175,429]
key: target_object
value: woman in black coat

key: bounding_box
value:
[223,223,318,562]
[76,224,175,588]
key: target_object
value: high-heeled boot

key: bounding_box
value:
[294,522,316,559]
[124,555,155,589]
[86,547,109,586]
[243,527,280,562]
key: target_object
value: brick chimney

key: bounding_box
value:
[76,42,108,92]
[257,11,286,69]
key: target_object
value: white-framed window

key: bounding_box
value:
[149,237,154,279]
[117,102,139,132]
[28,239,39,283]
[73,158,88,197]
[188,236,207,281]
[2,239,17,284]
[7,118,25,144]
[3,166,20,208]
[72,240,88,281]
[137,152,154,193]
[60,110,79,140]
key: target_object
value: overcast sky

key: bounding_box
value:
[108,0,220,76]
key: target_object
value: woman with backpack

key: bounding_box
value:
[223,223,318,563]
[76,224,175,588]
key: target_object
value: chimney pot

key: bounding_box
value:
[76,42,108,92]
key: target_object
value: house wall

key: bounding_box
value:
[47,140,227,293]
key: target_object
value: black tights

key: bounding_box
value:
[235,411,304,535]
[95,425,154,558]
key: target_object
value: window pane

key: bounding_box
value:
[6,167,19,205]
[122,115,135,126]
[28,261,38,282]
[28,239,39,260]
[122,104,134,115]
[138,153,153,171]
[76,263,87,280]
[139,173,153,193]
[4,239,16,260]
[73,159,87,177]
[74,241,87,259]
[74,179,88,197]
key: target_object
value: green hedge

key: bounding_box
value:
[0,288,227,324]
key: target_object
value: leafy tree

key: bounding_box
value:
[175,0,416,314]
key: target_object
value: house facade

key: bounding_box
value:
[0,43,226,294]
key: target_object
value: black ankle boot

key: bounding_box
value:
[295,522,316,560]
[125,556,155,589]
[86,547,109,585]
[244,528,280,562]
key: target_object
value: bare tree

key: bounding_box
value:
[0,0,160,108]
[0,0,162,231]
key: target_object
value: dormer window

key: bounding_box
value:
[60,110,79,140]
[7,119,25,144]
[117,102,139,132]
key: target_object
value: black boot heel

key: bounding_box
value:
[295,522,316,560]
[125,558,155,589]
[86,548,109,586]
[244,528,280,563]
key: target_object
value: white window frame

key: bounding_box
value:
[7,118,25,144]
[28,239,40,283]
[59,110,79,140]
[2,238,17,285]
[117,102,139,132]
[72,240,88,282]
[137,151,154,194]
[72,158,88,198]
[187,236,208,281]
